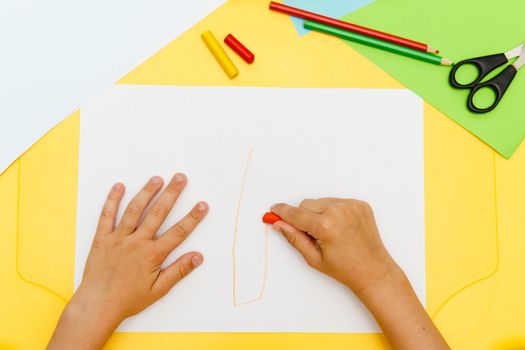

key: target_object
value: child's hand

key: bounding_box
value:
[271,198,450,350]
[79,173,207,319]
[271,198,396,297]
[48,174,208,350]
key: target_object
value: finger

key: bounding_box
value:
[139,173,187,238]
[96,183,125,235]
[301,198,350,213]
[271,203,319,234]
[318,197,345,202]
[118,176,163,234]
[273,221,321,268]
[299,198,333,213]
[152,252,203,298]
[156,201,208,257]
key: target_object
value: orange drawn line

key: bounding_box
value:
[232,148,270,307]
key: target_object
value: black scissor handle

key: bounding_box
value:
[467,65,517,113]
[450,53,508,89]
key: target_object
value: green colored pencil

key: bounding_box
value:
[304,20,453,66]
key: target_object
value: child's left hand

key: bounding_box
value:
[47,174,208,350]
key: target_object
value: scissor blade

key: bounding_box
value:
[513,44,525,70]
[505,43,525,60]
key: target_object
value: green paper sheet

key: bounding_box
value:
[340,0,525,158]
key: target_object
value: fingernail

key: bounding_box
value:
[197,201,207,211]
[192,255,203,267]
[112,183,123,192]
[270,204,278,211]
[150,176,162,185]
[174,173,185,183]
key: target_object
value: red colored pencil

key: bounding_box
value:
[269,1,439,54]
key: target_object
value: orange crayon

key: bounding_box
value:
[262,212,282,224]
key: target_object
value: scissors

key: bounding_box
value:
[449,43,525,113]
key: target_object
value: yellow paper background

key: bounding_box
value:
[1,1,524,349]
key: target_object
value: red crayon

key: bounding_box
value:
[224,34,255,64]
[262,212,282,224]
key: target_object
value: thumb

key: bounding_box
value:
[153,252,203,298]
[273,221,321,268]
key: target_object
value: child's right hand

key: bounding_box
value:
[270,198,399,298]
[271,198,450,350]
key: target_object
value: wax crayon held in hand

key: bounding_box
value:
[262,212,282,224]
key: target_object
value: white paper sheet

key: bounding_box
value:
[0,0,224,174]
[76,85,425,333]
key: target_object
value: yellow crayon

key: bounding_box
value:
[201,30,239,79]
